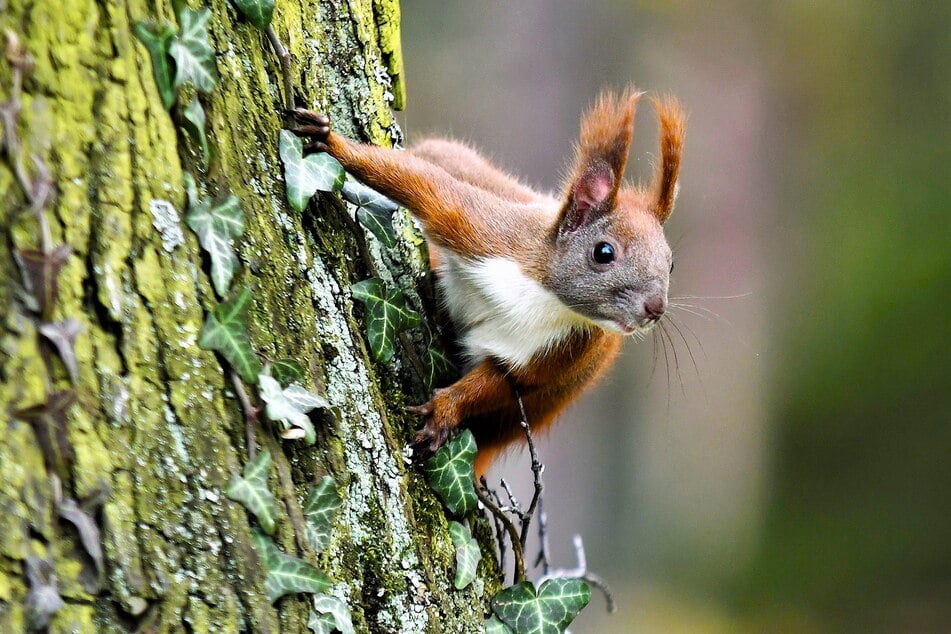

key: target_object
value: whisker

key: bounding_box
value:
[660,322,686,398]
[670,292,753,301]
[669,303,715,321]
[665,315,708,402]
[649,327,659,382]
[670,316,708,362]
[658,323,671,412]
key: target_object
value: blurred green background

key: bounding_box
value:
[398,1,950,632]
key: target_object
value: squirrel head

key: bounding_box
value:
[544,89,686,335]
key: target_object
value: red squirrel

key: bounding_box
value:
[290,87,686,476]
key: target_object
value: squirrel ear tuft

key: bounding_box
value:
[650,96,686,223]
[558,87,641,236]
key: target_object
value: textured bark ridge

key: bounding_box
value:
[0,1,495,631]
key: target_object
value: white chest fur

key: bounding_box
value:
[437,253,586,369]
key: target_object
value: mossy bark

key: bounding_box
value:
[0,1,496,632]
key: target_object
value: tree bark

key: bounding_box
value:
[0,1,494,631]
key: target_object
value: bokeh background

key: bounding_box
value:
[397,1,950,632]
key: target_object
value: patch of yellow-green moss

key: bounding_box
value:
[373,0,406,110]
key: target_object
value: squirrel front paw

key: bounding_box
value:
[288,108,331,154]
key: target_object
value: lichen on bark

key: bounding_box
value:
[0,1,496,632]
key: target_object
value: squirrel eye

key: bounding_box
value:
[592,242,616,264]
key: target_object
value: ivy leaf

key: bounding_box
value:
[278,130,345,212]
[182,96,210,164]
[258,375,329,445]
[269,359,305,386]
[492,579,591,634]
[16,391,75,481]
[484,616,515,634]
[356,207,398,249]
[198,286,261,382]
[170,6,218,93]
[424,345,455,392]
[231,0,274,31]
[424,430,478,515]
[38,318,83,384]
[133,21,177,109]
[308,594,355,634]
[17,245,71,320]
[185,192,244,296]
[226,450,278,534]
[341,178,399,248]
[349,278,421,363]
[302,475,342,553]
[448,521,481,590]
[253,532,332,603]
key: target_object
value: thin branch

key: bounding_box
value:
[489,487,507,574]
[534,498,551,575]
[538,535,616,613]
[515,392,544,551]
[265,25,295,115]
[476,477,525,584]
[499,478,526,519]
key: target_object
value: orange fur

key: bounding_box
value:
[649,96,686,222]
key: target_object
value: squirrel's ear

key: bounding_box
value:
[650,96,686,223]
[559,162,615,235]
[559,87,641,235]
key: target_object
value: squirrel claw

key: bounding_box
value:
[288,108,330,127]
[288,108,331,154]
[408,425,451,462]
[404,402,433,417]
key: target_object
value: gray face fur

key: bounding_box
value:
[544,205,673,335]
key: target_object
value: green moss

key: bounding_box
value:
[51,603,96,634]
[372,0,406,110]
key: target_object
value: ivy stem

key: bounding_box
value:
[1,30,52,254]
[265,25,295,116]
[476,477,525,584]
[229,369,258,461]
[338,198,428,382]
[263,431,315,562]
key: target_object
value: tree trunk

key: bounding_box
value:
[0,1,494,631]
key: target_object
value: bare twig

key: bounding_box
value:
[499,478,526,519]
[538,535,616,613]
[534,498,551,575]
[515,392,544,552]
[265,25,295,115]
[489,487,507,573]
[476,477,525,584]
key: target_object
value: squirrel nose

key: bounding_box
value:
[643,296,666,321]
